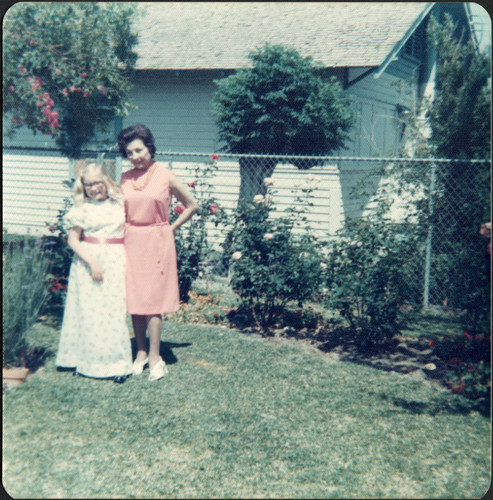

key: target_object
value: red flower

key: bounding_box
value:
[451,384,463,393]
[209,204,219,214]
[187,181,197,188]
[428,340,435,348]
[81,72,87,78]
[210,153,220,162]
[464,330,473,341]
[50,279,67,292]
[174,204,185,215]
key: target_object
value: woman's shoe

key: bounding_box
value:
[132,357,148,375]
[113,375,129,384]
[149,358,168,381]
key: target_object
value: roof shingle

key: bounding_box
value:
[134,2,430,70]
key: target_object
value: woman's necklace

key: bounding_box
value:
[130,162,157,191]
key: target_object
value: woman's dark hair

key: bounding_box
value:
[117,124,156,158]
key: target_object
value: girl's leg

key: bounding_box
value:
[132,315,148,361]
[146,314,162,368]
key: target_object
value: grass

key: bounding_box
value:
[3,313,491,498]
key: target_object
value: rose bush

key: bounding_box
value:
[229,178,325,327]
[431,329,490,402]
[170,155,229,302]
[323,200,420,348]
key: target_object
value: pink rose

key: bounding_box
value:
[210,153,220,161]
[81,72,87,78]
[174,204,185,215]
[209,204,219,214]
[187,181,197,188]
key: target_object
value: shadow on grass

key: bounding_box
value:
[380,393,491,418]
[130,338,192,366]
[31,307,192,373]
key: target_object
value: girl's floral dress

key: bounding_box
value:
[55,199,132,378]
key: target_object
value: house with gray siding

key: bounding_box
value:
[3,2,477,235]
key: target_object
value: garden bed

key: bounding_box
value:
[164,288,490,413]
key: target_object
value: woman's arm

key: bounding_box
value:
[68,226,104,281]
[169,175,199,232]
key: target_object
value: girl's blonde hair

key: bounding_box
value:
[73,163,123,206]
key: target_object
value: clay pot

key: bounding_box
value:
[3,366,30,391]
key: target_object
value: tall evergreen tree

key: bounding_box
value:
[426,13,490,324]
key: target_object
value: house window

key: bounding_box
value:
[402,20,427,61]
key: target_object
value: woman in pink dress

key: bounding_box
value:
[118,124,198,381]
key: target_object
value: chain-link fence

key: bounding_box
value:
[3,146,491,311]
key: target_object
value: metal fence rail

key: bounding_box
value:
[3,146,491,310]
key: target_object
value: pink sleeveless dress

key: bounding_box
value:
[121,162,180,315]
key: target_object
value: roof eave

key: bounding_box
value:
[373,2,435,79]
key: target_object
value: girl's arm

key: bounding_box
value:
[170,175,199,232]
[68,226,104,282]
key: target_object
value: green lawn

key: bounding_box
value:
[3,317,490,498]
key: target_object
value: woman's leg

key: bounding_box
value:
[132,315,148,361]
[146,314,162,368]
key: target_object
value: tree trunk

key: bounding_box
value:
[238,157,277,205]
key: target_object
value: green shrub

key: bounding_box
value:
[170,156,229,302]
[43,188,74,308]
[229,180,325,327]
[323,202,420,348]
[2,237,52,366]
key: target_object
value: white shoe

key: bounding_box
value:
[149,358,168,381]
[132,357,148,375]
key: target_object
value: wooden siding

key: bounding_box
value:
[3,154,72,235]
[3,59,423,235]
[336,66,417,219]
[121,70,223,153]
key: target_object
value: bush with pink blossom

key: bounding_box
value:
[229,178,325,327]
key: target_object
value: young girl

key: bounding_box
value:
[55,163,132,383]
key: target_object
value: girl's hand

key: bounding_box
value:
[89,261,104,282]
[67,228,104,281]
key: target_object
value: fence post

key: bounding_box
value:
[423,162,436,309]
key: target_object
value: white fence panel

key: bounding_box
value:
[3,154,72,235]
